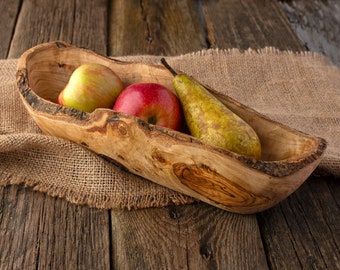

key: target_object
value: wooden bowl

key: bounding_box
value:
[16,41,327,214]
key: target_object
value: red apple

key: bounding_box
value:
[113,82,182,130]
[58,63,123,113]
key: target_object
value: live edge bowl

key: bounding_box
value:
[16,41,327,214]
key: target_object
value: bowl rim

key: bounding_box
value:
[16,41,328,178]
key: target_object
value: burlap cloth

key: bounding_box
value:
[1,48,339,209]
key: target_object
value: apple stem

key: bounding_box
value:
[161,58,178,77]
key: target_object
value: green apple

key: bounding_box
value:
[58,63,123,113]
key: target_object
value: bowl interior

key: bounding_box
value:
[26,47,175,103]
[24,45,323,163]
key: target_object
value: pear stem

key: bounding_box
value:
[161,58,178,77]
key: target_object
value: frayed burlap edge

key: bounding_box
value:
[0,171,196,210]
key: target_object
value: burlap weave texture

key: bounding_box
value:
[1,48,339,209]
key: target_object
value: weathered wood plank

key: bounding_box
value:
[111,204,268,270]
[258,176,340,270]
[0,1,21,59]
[0,185,111,270]
[108,0,207,56]
[8,0,107,58]
[200,0,304,51]
[280,0,340,67]
[0,0,112,269]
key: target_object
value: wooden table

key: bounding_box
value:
[1,1,339,269]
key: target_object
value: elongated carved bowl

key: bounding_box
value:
[16,41,327,214]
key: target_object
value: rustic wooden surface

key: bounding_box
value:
[0,0,339,269]
[279,0,340,67]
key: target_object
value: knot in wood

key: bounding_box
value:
[200,244,213,261]
[117,122,128,136]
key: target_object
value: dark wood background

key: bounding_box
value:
[0,0,339,269]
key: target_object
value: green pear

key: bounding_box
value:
[161,58,261,159]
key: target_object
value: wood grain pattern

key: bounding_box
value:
[1,1,112,269]
[108,0,206,56]
[0,186,111,270]
[8,0,107,58]
[280,0,340,67]
[200,0,304,51]
[0,1,21,58]
[111,203,268,269]
[258,176,340,269]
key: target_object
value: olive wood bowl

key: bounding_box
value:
[16,41,327,214]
